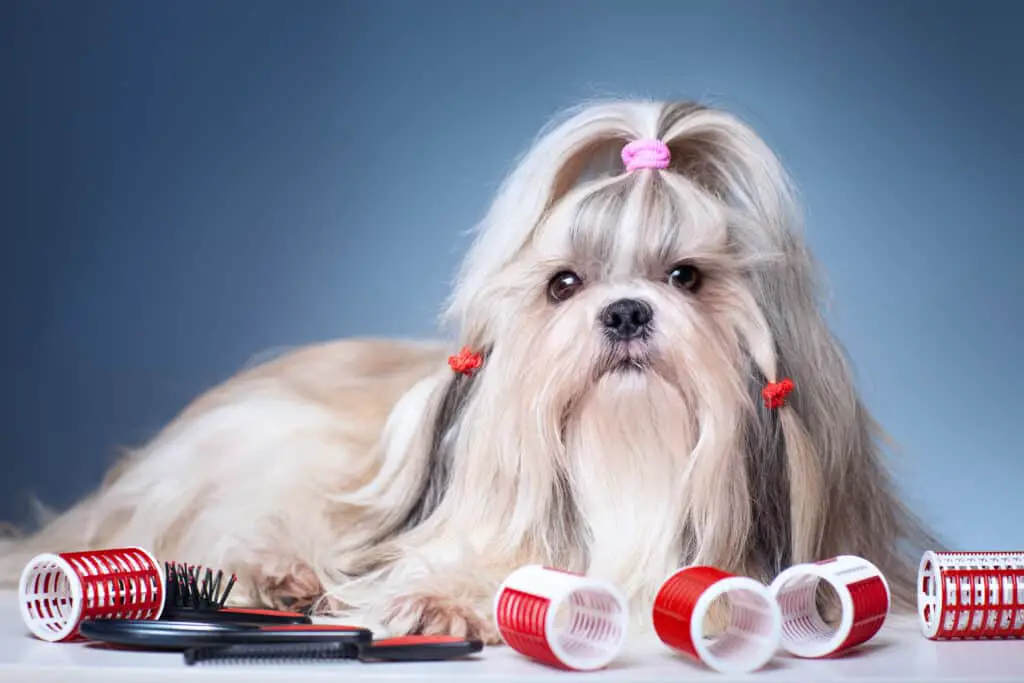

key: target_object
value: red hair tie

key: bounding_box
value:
[762,378,794,409]
[448,346,483,376]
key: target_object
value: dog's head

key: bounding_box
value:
[379,100,931,608]
[446,102,792,433]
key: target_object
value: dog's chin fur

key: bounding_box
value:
[0,99,940,643]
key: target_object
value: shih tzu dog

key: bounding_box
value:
[0,100,936,641]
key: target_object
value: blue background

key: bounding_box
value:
[2,0,1021,550]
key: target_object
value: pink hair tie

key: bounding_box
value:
[621,139,671,172]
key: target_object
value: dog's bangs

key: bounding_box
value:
[565,171,721,275]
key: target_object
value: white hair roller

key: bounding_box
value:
[19,547,166,643]
[493,565,629,671]
[770,554,890,658]
[653,565,781,674]
[918,550,1024,640]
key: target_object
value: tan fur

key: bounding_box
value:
[0,100,937,644]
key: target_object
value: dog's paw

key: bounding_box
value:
[384,592,501,644]
[257,563,324,613]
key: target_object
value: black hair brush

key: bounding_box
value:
[162,562,311,625]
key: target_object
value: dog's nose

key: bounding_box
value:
[600,298,653,340]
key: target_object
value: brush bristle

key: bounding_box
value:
[164,561,237,610]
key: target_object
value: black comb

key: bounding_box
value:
[182,635,484,665]
[184,640,357,666]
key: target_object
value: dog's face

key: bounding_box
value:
[425,105,814,585]
[429,158,786,588]
[466,168,767,421]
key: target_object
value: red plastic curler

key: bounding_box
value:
[918,550,1024,640]
[770,554,890,658]
[653,565,781,674]
[19,547,166,642]
[493,565,629,671]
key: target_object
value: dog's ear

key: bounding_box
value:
[390,347,490,534]
[665,104,941,603]
[741,269,939,607]
[741,361,792,582]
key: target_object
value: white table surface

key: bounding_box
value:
[1,591,1021,682]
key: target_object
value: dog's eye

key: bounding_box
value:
[667,264,702,292]
[547,270,584,302]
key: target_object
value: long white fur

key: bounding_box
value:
[0,99,936,641]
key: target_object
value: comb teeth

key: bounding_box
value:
[184,641,356,666]
[164,562,238,610]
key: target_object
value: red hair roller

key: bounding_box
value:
[770,554,890,658]
[653,565,781,673]
[19,547,166,643]
[918,550,1024,640]
[493,565,629,671]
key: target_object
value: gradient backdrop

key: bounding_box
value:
[2,1,1021,550]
